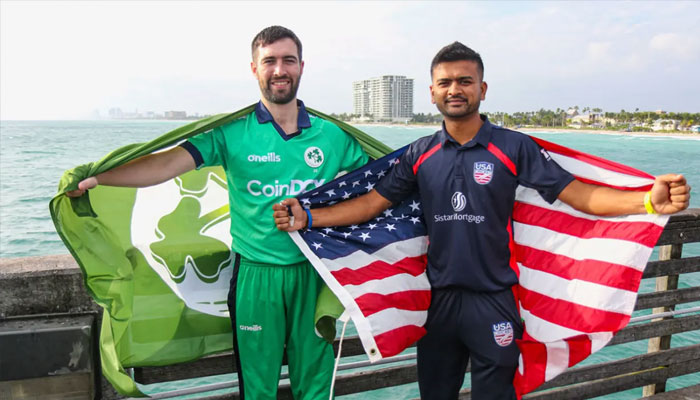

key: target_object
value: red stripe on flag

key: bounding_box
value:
[574,175,653,192]
[355,290,431,317]
[566,335,593,367]
[412,143,442,175]
[330,255,427,286]
[514,331,548,399]
[519,287,631,333]
[374,325,427,358]
[487,143,517,175]
[514,202,663,247]
[507,217,522,318]
[517,246,643,292]
[530,136,655,180]
[507,217,520,279]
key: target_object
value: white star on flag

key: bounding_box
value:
[287,140,668,398]
[288,147,434,373]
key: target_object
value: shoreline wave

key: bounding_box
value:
[353,123,700,139]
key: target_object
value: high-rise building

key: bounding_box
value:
[108,107,123,119]
[164,111,187,119]
[352,75,413,122]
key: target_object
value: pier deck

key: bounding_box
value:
[2,209,699,399]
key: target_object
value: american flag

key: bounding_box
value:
[289,147,430,361]
[511,137,669,396]
[288,139,669,396]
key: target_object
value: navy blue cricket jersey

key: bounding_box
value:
[375,116,575,292]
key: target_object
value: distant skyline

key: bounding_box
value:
[1,1,699,120]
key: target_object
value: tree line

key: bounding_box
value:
[486,109,699,131]
[328,109,699,131]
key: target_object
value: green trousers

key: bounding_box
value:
[227,255,335,400]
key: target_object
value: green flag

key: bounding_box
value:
[50,105,392,396]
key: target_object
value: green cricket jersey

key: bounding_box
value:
[185,101,368,265]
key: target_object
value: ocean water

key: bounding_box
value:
[1,120,699,398]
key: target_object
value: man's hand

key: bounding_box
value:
[650,174,691,214]
[66,177,98,197]
[273,198,307,232]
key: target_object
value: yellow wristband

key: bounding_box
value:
[644,191,657,214]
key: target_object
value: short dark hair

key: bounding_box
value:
[430,41,484,79]
[251,25,302,61]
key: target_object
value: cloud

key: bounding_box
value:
[586,42,613,63]
[650,33,700,60]
[2,1,699,119]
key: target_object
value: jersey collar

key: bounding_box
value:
[439,114,493,149]
[255,100,312,141]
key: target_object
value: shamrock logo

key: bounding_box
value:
[131,167,233,317]
[304,146,324,168]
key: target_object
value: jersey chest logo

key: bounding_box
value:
[492,321,514,347]
[473,161,494,185]
[304,146,325,168]
[451,191,467,212]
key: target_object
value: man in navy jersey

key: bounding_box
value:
[273,42,691,399]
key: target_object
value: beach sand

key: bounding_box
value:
[518,127,700,138]
[355,122,700,138]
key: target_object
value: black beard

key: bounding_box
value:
[436,97,480,119]
[260,76,300,105]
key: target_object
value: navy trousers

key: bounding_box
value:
[417,287,523,399]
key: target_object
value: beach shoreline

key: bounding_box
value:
[353,123,700,138]
[518,127,700,138]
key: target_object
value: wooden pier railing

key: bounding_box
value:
[1,209,699,399]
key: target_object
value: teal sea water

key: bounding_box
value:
[1,120,698,398]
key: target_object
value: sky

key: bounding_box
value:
[1,1,699,120]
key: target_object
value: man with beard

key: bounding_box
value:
[68,26,368,399]
[272,42,691,399]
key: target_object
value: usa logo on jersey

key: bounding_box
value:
[473,161,494,185]
[492,321,514,347]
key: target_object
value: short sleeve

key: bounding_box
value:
[339,135,369,173]
[517,137,575,203]
[185,127,226,169]
[375,144,419,203]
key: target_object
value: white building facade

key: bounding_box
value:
[353,75,414,122]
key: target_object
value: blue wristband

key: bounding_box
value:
[304,208,313,230]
